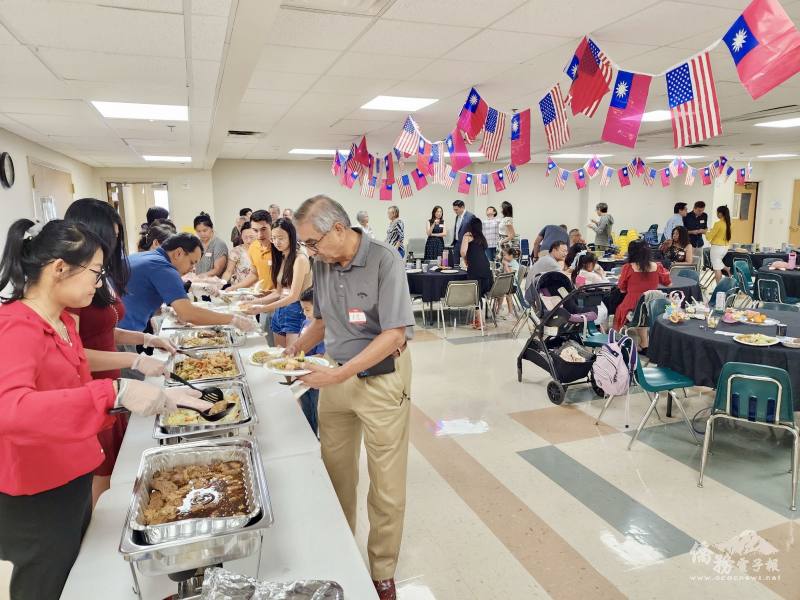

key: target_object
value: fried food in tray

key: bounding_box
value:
[174,351,238,380]
[164,390,242,426]
[142,460,249,526]
[181,334,228,348]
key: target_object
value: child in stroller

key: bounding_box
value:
[518,270,615,404]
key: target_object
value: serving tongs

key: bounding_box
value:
[164,372,237,422]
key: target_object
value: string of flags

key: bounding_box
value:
[329,0,797,200]
[545,155,753,191]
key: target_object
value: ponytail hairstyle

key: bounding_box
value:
[0,219,105,303]
[64,198,129,306]
[717,205,732,241]
[270,218,298,289]
[138,219,176,251]
[571,252,597,284]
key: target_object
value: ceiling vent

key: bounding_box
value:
[227,130,264,138]
[281,0,392,16]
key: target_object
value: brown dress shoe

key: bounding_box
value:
[373,578,396,600]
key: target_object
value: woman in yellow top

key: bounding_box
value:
[708,205,732,283]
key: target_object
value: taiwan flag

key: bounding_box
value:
[701,167,713,185]
[446,130,472,171]
[492,170,506,192]
[601,70,652,148]
[384,153,395,184]
[737,167,747,184]
[416,139,433,175]
[411,168,428,191]
[510,109,531,166]
[660,168,671,187]
[457,87,488,141]
[618,166,631,187]
[574,168,587,189]
[355,136,370,166]
[380,179,393,201]
[722,0,800,100]
[457,172,473,195]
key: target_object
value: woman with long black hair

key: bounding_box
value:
[243,218,311,347]
[64,198,177,505]
[0,219,206,600]
[708,205,732,283]
[460,218,493,329]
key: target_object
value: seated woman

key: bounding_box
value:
[613,239,670,331]
[571,252,609,330]
[660,225,693,267]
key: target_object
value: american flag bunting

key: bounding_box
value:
[479,107,506,162]
[505,164,519,183]
[666,52,722,148]
[600,166,614,187]
[643,167,656,186]
[394,116,420,155]
[443,169,457,190]
[539,84,570,151]
[685,168,697,186]
[399,175,413,199]
[554,168,569,189]
[477,173,489,196]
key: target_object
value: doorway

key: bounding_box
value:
[730,182,759,244]
[29,160,74,221]
[107,182,170,252]
[790,180,800,247]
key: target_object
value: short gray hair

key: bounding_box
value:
[388,205,399,218]
[356,210,368,224]
[294,195,351,232]
[269,203,281,210]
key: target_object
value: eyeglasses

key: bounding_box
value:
[299,229,330,251]
[81,265,106,283]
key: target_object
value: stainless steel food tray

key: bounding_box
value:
[119,438,273,576]
[153,380,257,443]
[165,348,244,386]
[171,329,234,351]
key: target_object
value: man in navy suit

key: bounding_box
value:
[451,200,474,267]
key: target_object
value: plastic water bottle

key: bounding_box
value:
[715,291,726,311]
[789,251,797,270]
[441,250,449,268]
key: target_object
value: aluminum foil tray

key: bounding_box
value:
[165,348,244,386]
[129,441,261,544]
[154,380,257,441]
[172,329,235,351]
[201,567,344,600]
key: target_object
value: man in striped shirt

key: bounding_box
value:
[482,206,500,262]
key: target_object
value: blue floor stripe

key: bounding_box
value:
[519,445,697,559]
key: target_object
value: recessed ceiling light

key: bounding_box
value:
[361,95,438,111]
[756,153,799,158]
[754,117,800,128]
[550,153,613,159]
[646,154,705,160]
[289,148,338,155]
[641,110,672,122]
[142,155,192,162]
[92,101,188,121]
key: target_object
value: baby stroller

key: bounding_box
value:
[517,271,615,404]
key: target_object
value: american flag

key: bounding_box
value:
[479,107,506,161]
[643,167,656,186]
[579,39,613,118]
[539,84,570,151]
[430,142,447,184]
[685,168,697,186]
[443,169,457,190]
[477,173,489,195]
[399,174,413,199]
[710,158,720,178]
[666,52,722,148]
[554,168,569,189]
[505,164,519,183]
[600,166,614,187]
[394,116,420,155]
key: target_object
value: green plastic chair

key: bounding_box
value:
[733,257,754,282]
[756,272,800,304]
[628,359,700,450]
[733,263,754,299]
[647,298,669,330]
[582,320,608,348]
[698,363,799,510]
[760,301,800,312]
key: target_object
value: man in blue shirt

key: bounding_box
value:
[120,233,256,332]
[683,201,708,248]
[663,203,688,242]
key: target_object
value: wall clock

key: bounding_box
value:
[0,153,14,188]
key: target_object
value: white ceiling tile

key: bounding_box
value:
[39,48,186,86]
[66,80,188,105]
[623,46,698,74]
[191,15,228,61]
[328,52,432,79]
[264,9,371,50]
[383,0,525,27]
[0,46,70,98]
[219,141,257,159]
[191,60,221,107]
[247,70,317,92]
[5,112,109,136]
[444,29,572,63]
[0,98,93,116]
[2,1,185,57]
[326,119,397,135]
[237,102,292,122]
[311,75,398,96]
[192,0,232,16]
[255,45,340,74]
[350,20,478,58]
[384,80,467,99]
[57,0,183,11]
[410,59,516,86]
[241,88,305,105]
[0,22,18,45]
[594,2,742,46]
[491,0,655,36]
[127,139,192,154]
[109,120,191,139]
[293,91,372,113]
[46,135,129,152]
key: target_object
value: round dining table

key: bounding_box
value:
[723,250,788,270]
[757,266,800,298]
[406,268,470,303]
[649,307,800,399]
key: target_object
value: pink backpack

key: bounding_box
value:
[592,330,638,397]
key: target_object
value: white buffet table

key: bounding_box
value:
[63,333,377,599]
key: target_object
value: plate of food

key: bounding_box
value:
[170,350,242,384]
[440,269,459,274]
[733,333,779,347]
[264,353,332,376]
[406,268,422,274]
[730,310,779,326]
[248,346,284,365]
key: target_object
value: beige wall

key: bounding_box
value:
[0,127,101,246]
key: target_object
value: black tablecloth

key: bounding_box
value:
[649,308,800,395]
[757,266,800,298]
[724,251,788,269]
[598,258,626,270]
[660,275,702,301]
[407,270,470,303]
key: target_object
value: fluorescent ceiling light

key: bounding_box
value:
[641,110,671,122]
[289,148,338,155]
[550,153,613,159]
[468,151,484,158]
[92,101,188,121]
[361,95,438,111]
[754,117,800,128]
[646,155,705,160]
[142,155,192,162]
[756,153,799,158]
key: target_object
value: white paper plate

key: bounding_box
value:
[406,268,422,274]
[738,317,780,327]
[440,269,459,274]
[247,347,284,366]
[780,339,800,348]
[733,334,779,346]
[264,355,332,376]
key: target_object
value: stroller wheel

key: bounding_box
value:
[547,381,565,405]
[589,371,605,398]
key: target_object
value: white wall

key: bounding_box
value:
[0,127,101,245]
[747,159,800,243]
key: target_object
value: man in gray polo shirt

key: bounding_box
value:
[287,195,413,600]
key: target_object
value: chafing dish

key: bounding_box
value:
[119,438,273,577]
[153,380,257,444]
[171,329,234,351]
[165,348,244,386]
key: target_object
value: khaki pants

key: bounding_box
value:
[319,348,412,580]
